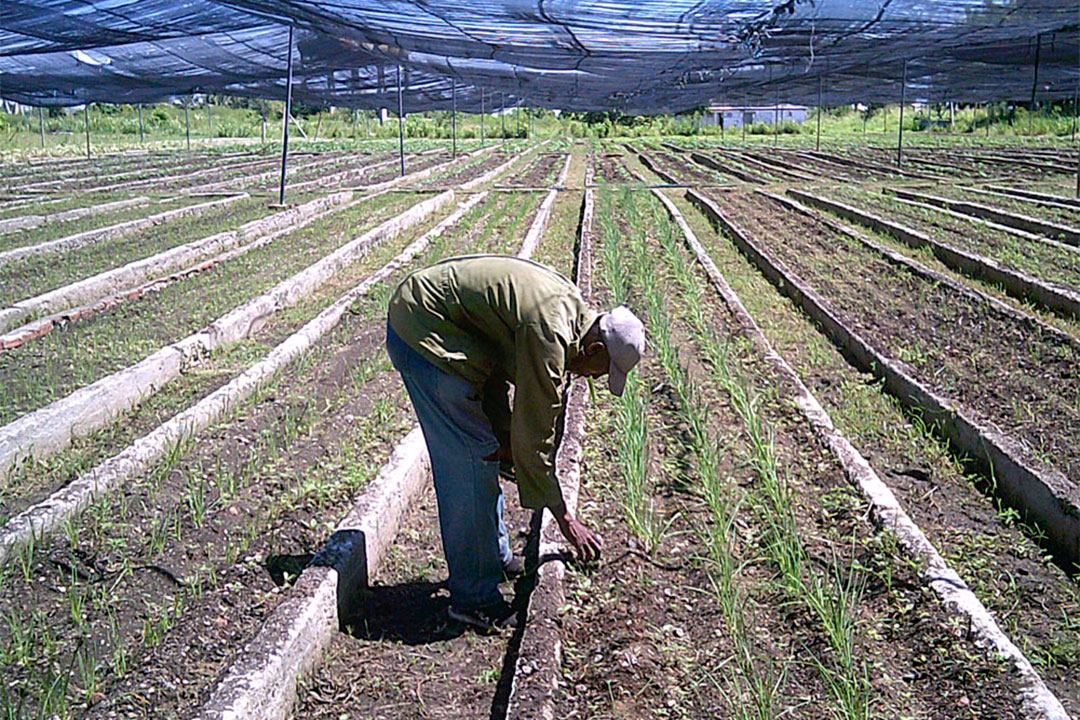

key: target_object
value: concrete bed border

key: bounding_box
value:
[0,192,340,333]
[687,185,1080,579]
[199,160,554,719]
[0,191,489,568]
[662,187,1070,720]
[0,196,151,236]
[0,193,249,268]
[29,154,282,196]
[888,188,1080,245]
[721,148,819,182]
[787,188,1080,320]
[0,147,496,335]
[964,186,1080,212]
[505,160,594,720]
[985,185,1080,209]
[0,195,357,351]
[0,189,455,484]
[516,152,572,260]
[683,148,767,184]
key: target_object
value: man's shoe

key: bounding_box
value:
[502,554,526,579]
[448,599,518,631]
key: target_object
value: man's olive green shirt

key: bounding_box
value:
[388,255,596,510]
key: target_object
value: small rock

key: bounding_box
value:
[958,696,970,707]
[592,654,603,664]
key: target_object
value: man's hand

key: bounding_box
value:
[551,502,603,562]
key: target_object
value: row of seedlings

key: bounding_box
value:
[792,185,1080,323]
[0,148,528,521]
[0,157,542,718]
[631,143,733,186]
[662,179,1080,713]
[546,178,1031,717]
[284,156,575,720]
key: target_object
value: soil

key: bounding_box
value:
[593,154,634,184]
[501,153,565,187]
[0,189,542,720]
[697,188,1080,712]
[708,189,1080,485]
[935,184,1080,227]
[823,185,1080,292]
[415,151,512,189]
[550,184,1022,718]
[639,149,726,185]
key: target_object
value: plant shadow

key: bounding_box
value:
[339,579,465,645]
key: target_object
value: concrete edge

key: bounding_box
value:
[0,189,453,485]
[199,428,431,720]
[690,187,1080,569]
[659,187,1072,720]
[889,188,1080,245]
[0,193,249,268]
[505,164,594,720]
[787,188,1080,320]
[516,152,571,260]
[0,191,488,568]
[686,150,766,184]
[0,196,152,236]
[986,185,1080,209]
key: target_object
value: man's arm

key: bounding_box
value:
[511,323,602,561]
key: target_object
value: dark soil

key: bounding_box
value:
[593,154,634,184]
[501,153,565,187]
[709,189,1080,484]
[700,188,1080,713]
[551,184,1022,718]
[639,149,726,185]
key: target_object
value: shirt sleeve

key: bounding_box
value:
[511,321,568,510]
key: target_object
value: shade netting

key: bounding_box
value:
[2,1,1077,112]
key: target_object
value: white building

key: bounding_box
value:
[705,104,808,129]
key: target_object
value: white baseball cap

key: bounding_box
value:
[598,306,646,397]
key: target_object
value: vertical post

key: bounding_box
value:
[38,106,45,148]
[313,111,322,142]
[207,101,212,138]
[1072,83,1078,142]
[773,87,779,146]
[816,76,823,151]
[883,104,887,134]
[260,101,266,143]
[184,97,191,150]
[1030,33,1041,136]
[84,103,91,159]
[986,101,991,137]
[501,94,506,138]
[278,24,295,205]
[397,64,405,177]
[138,104,144,144]
[949,100,954,131]
[451,77,457,158]
[897,60,907,166]
[742,102,747,143]
[480,87,485,148]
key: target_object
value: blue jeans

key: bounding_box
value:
[386,322,512,610]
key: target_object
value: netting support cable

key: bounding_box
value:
[278,24,295,206]
[897,59,907,167]
[480,87,485,148]
[184,97,191,150]
[38,106,45,148]
[452,76,457,159]
[397,64,405,178]
[84,104,91,159]
[816,76,823,151]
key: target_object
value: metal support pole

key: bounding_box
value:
[138,104,144,144]
[38,106,45,148]
[986,101,991,137]
[278,25,295,205]
[773,87,780,146]
[816,76,823,151]
[480,88,485,148]
[207,101,212,138]
[501,95,506,138]
[1072,83,1078,142]
[260,101,266,143]
[397,64,405,177]
[451,77,457,158]
[1030,33,1041,136]
[184,98,191,150]
[897,60,907,166]
[742,102,747,143]
[84,103,91,159]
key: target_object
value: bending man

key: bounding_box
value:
[386,255,645,630]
